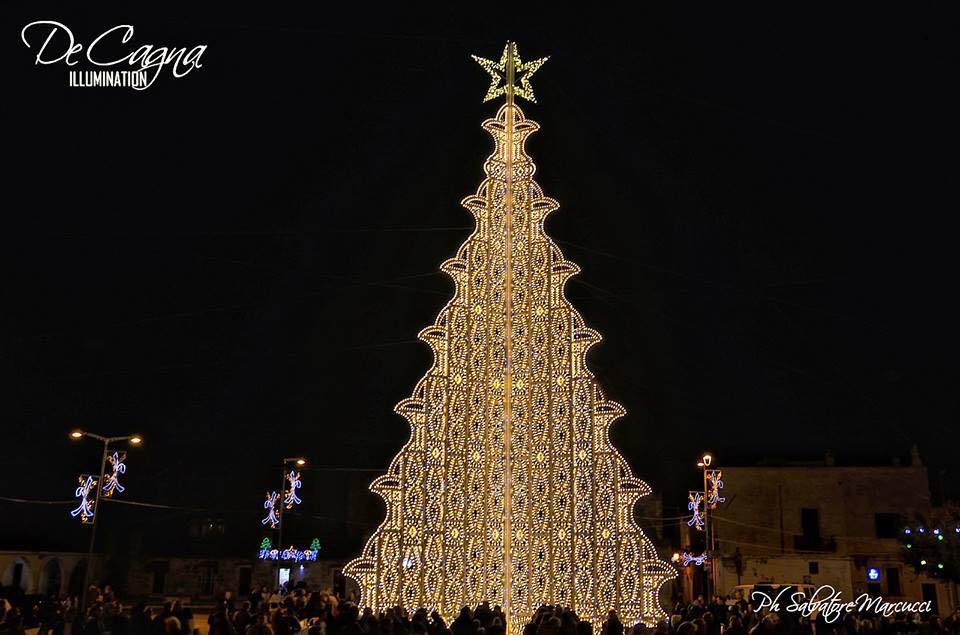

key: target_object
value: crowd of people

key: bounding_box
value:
[667,594,960,633]
[5,585,960,635]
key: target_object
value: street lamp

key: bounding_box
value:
[276,457,307,589]
[69,429,143,609]
[697,451,716,599]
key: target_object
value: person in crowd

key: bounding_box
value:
[247,613,273,635]
[208,603,235,635]
[233,602,252,635]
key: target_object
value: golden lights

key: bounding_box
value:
[344,43,674,634]
[471,43,548,103]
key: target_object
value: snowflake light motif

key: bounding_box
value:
[70,475,98,523]
[688,491,705,531]
[681,552,708,567]
[283,470,302,509]
[706,469,725,507]
[261,490,280,528]
[101,451,127,497]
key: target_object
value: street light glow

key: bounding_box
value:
[129,436,143,445]
[70,430,84,439]
[296,458,306,466]
[701,453,713,467]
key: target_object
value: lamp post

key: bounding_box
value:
[696,452,715,600]
[276,457,306,590]
[69,429,142,610]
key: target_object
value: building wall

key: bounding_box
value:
[705,464,955,615]
[0,551,94,597]
[124,557,352,600]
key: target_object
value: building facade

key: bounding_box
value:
[0,550,352,603]
[124,556,352,600]
[688,452,958,616]
[0,551,96,598]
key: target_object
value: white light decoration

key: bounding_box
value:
[687,491,705,531]
[284,470,302,509]
[261,490,280,528]
[101,451,127,497]
[344,41,674,634]
[258,544,318,563]
[681,552,708,567]
[70,474,97,524]
[705,469,724,507]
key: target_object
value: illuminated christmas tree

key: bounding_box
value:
[345,42,674,632]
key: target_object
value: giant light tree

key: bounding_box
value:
[345,42,675,633]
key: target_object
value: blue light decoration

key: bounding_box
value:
[687,491,705,531]
[101,451,127,497]
[70,474,97,524]
[706,469,725,507]
[261,490,280,528]
[904,528,912,535]
[257,539,319,563]
[283,470,302,509]
[682,552,709,567]
[867,567,881,581]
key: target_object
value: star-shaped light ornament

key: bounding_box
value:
[471,42,548,103]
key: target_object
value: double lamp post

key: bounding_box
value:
[69,429,142,610]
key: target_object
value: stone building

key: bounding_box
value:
[0,549,351,603]
[685,449,959,616]
[123,556,351,600]
[0,551,96,598]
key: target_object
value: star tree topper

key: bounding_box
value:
[471,41,548,103]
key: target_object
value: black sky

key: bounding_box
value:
[3,6,957,557]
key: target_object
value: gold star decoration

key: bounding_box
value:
[471,42,548,103]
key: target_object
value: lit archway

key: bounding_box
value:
[1,557,33,592]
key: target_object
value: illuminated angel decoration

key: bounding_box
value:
[283,470,302,509]
[261,490,280,528]
[706,469,725,507]
[682,552,708,567]
[101,451,127,497]
[687,491,705,530]
[70,474,97,523]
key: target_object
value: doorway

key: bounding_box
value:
[922,583,938,616]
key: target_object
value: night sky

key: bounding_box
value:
[4,6,956,558]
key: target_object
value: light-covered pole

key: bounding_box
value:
[69,429,142,610]
[276,457,306,590]
[696,452,714,599]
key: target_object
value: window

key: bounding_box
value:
[809,562,819,575]
[801,508,821,541]
[887,568,902,595]
[874,513,901,539]
[867,582,882,596]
